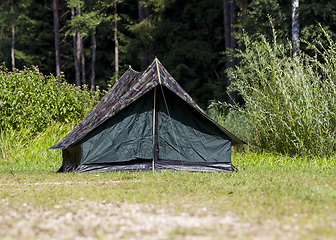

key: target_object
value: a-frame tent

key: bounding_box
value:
[49,59,243,172]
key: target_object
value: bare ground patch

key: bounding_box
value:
[0,199,313,240]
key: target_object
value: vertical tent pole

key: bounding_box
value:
[152,58,162,172]
[152,86,157,172]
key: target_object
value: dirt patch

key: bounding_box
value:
[0,199,304,240]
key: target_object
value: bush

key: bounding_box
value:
[0,65,100,133]
[214,30,336,157]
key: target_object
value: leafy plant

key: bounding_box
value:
[0,65,100,133]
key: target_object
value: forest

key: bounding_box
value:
[2,2,336,239]
[1,0,336,157]
[0,0,334,108]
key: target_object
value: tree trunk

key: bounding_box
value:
[76,5,85,85]
[76,5,82,85]
[230,1,237,64]
[228,1,238,104]
[223,0,230,70]
[238,1,247,53]
[52,0,61,77]
[72,7,80,86]
[223,0,238,105]
[76,31,81,84]
[90,34,96,91]
[114,0,119,80]
[292,0,299,58]
[138,0,147,71]
[80,37,85,85]
[11,22,15,70]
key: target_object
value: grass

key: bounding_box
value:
[0,122,74,173]
[1,125,336,239]
[1,152,336,239]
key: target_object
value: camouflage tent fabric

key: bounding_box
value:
[49,59,243,150]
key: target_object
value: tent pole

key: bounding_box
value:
[152,58,161,172]
[152,86,157,172]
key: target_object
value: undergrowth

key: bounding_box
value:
[0,65,100,133]
[210,27,336,158]
[0,123,73,173]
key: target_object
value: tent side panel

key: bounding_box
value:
[158,87,232,163]
[80,90,154,165]
[61,142,81,171]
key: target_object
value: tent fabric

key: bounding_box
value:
[49,59,243,150]
[79,160,234,173]
[157,87,232,163]
[80,89,154,164]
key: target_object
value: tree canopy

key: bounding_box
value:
[0,0,335,108]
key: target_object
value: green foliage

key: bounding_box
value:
[207,104,251,143]
[0,65,99,133]
[299,0,336,44]
[0,123,73,173]
[237,0,290,44]
[220,30,336,157]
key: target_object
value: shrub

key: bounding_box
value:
[213,30,336,157]
[0,65,100,133]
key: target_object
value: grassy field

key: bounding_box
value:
[1,152,336,240]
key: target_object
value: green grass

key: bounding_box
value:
[0,123,73,173]
[1,126,336,239]
[1,153,336,239]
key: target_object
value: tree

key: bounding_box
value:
[236,0,290,44]
[11,7,15,70]
[132,0,226,108]
[90,34,96,90]
[138,0,151,71]
[70,6,81,86]
[53,0,62,77]
[223,0,238,105]
[67,0,105,87]
[223,0,230,75]
[292,0,299,58]
[0,0,19,69]
[112,0,119,79]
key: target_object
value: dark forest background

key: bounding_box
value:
[1,0,335,108]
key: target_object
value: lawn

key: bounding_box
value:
[1,152,335,239]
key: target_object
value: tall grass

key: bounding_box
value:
[207,105,251,143]
[216,30,336,157]
[0,123,74,173]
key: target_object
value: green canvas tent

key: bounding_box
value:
[49,59,243,172]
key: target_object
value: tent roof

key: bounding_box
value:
[49,59,243,150]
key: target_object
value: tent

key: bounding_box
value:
[49,59,243,172]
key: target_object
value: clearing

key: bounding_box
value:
[1,160,336,240]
